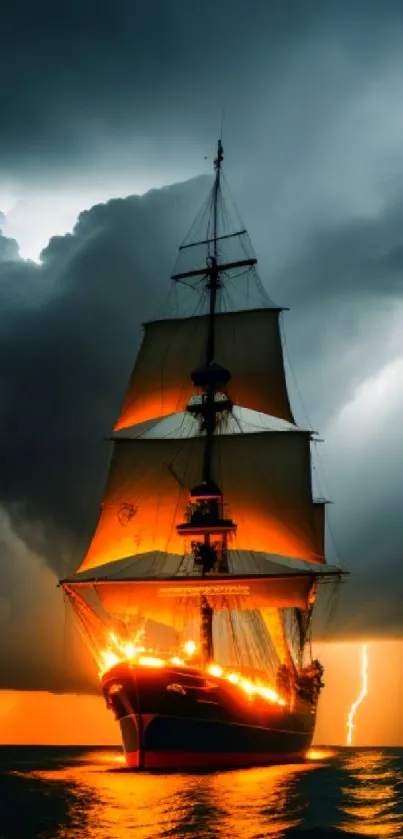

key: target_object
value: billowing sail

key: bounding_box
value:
[114,308,294,430]
[77,430,324,573]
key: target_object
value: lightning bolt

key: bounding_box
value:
[346,644,368,746]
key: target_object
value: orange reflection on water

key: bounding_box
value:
[21,747,403,839]
[211,763,317,838]
[29,750,318,839]
[32,752,191,839]
[306,748,336,761]
[338,750,403,838]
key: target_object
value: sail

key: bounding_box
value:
[114,308,294,430]
[63,550,332,632]
[63,575,315,621]
[77,430,324,573]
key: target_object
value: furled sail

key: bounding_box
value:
[114,308,294,430]
[77,430,324,573]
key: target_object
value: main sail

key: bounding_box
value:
[60,139,342,693]
[114,308,295,429]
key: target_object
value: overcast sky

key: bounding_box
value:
[1,0,403,692]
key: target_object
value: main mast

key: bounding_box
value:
[175,139,253,665]
[203,137,223,483]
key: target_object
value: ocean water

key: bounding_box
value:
[0,746,402,839]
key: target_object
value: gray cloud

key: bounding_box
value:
[2,0,403,188]
[0,178,213,691]
[0,177,210,568]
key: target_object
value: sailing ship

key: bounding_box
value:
[60,140,343,770]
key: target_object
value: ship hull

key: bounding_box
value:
[102,663,316,770]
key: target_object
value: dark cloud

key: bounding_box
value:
[1,168,403,691]
[0,512,98,693]
[272,201,403,425]
[2,0,403,184]
[0,177,212,691]
[0,177,210,568]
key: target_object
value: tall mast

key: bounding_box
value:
[198,140,223,667]
[175,140,246,665]
[202,138,223,482]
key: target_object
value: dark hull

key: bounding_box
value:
[102,663,317,770]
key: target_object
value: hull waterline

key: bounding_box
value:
[102,663,317,770]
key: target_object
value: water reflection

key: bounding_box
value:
[30,750,319,839]
[338,750,403,838]
[13,747,402,839]
[211,764,313,838]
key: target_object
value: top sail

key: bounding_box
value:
[114,308,295,430]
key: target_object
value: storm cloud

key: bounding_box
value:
[1,168,403,690]
[2,0,403,691]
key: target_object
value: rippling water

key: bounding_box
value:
[0,746,402,838]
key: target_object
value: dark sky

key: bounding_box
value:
[1,0,403,692]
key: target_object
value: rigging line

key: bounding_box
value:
[313,581,342,650]
[320,578,343,637]
[166,279,182,320]
[224,266,255,284]
[225,265,273,308]
[246,613,268,672]
[177,186,215,251]
[220,282,232,307]
[219,177,266,300]
[173,277,206,292]
[151,280,182,322]
[251,610,276,673]
[220,172,247,232]
[248,265,274,305]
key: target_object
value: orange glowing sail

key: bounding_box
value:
[59,138,345,770]
[77,431,325,573]
[114,309,295,429]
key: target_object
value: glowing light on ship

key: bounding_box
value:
[100,650,120,671]
[99,635,286,707]
[207,664,223,678]
[346,644,368,746]
[137,655,165,668]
